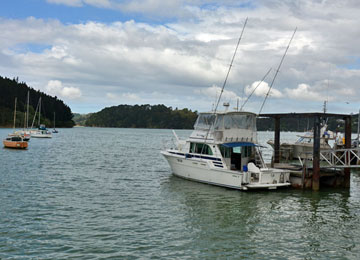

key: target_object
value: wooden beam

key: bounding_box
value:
[344,116,352,188]
[274,117,280,164]
[312,116,321,191]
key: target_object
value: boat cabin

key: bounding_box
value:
[190,111,258,144]
[186,111,259,172]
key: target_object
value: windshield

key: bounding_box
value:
[194,114,216,130]
[215,114,255,130]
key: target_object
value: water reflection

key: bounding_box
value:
[163,172,360,259]
[1,128,360,259]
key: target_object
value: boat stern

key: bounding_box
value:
[245,168,291,190]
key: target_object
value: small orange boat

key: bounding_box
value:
[3,136,28,149]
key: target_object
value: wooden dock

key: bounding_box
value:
[269,162,348,189]
[260,112,355,190]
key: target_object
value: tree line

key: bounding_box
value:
[0,76,74,127]
[84,104,359,132]
[85,104,198,129]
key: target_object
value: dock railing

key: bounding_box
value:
[320,148,360,168]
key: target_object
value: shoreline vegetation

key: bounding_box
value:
[75,104,359,132]
[0,76,74,128]
[1,75,358,131]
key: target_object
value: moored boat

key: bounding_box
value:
[9,131,31,141]
[29,97,52,138]
[267,124,335,160]
[161,111,291,190]
[31,124,52,138]
[52,112,58,133]
[3,135,28,149]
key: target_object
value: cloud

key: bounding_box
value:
[2,1,360,114]
[106,92,140,101]
[284,83,326,102]
[194,84,242,103]
[244,81,283,98]
[46,0,83,7]
[47,0,112,8]
[46,80,82,99]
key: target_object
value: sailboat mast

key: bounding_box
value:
[27,91,29,129]
[357,109,360,144]
[38,97,41,126]
[13,97,17,129]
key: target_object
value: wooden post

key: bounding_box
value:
[344,116,351,188]
[274,117,280,164]
[312,116,321,191]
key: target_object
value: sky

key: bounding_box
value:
[1,0,360,114]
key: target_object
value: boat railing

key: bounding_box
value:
[255,146,267,169]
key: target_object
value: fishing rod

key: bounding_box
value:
[240,68,272,111]
[258,27,297,114]
[199,18,248,156]
[213,17,248,113]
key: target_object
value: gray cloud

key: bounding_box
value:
[1,1,360,114]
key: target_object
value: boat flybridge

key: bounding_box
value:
[161,110,291,190]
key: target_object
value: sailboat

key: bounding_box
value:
[3,97,28,149]
[30,97,52,138]
[52,112,58,133]
[12,91,31,141]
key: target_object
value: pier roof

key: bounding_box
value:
[258,112,352,119]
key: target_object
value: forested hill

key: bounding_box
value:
[0,76,74,127]
[85,104,198,129]
[85,104,358,132]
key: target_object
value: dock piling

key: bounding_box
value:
[274,117,280,164]
[312,116,321,191]
[344,116,352,188]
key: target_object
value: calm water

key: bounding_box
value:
[1,128,360,259]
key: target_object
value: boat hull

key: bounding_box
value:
[268,140,330,160]
[162,151,244,189]
[161,151,290,190]
[3,140,28,149]
[31,134,52,138]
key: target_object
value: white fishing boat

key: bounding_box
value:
[161,110,291,190]
[267,124,335,160]
[161,21,296,190]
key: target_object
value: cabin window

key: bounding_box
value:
[216,114,256,130]
[194,114,216,130]
[219,145,252,158]
[214,115,224,130]
[190,143,213,155]
[232,147,241,154]
[242,146,252,157]
[219,145,231,158]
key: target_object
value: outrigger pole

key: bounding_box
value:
[200,18,248,156]
[213,17,248,113]
[240,68,272,111]
[258,27,297,114]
